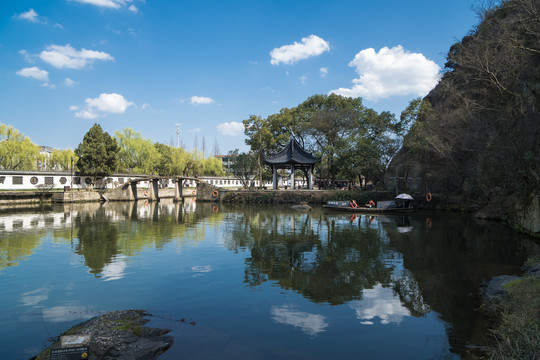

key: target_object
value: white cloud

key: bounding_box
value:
[320,67,328,78]
[40,44,114,69]
[128,4,138,13]
[270,35,330,65]
[16,66,49,81]
[19,49,35,63]
[14,9,45,23]
[190,96,215,105]
[217,122,243,136]
[271,305,328,336]
[71,0,137,12]
[298,74,308,85]
[73,93,134,119]
[330,45,440,101]
[64,78,76,87]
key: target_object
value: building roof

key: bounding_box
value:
[263,138,318,165]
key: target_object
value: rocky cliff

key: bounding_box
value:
[388,0,540,234]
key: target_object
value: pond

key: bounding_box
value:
[0,200,537,359]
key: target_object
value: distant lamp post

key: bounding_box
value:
[70,157,74,202]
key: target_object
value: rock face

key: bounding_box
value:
[34,310,173,360]
[513,193,540,233]
[387,0,540,234]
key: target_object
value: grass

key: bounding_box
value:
[489,274,540,359]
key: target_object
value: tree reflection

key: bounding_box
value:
[224,208,394,305]
[72,201,220,278]
[74,207,120,277]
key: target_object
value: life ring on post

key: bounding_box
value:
[212,190,219,198]
[144,190,149,197]
[426,193,433,202]
[367,200,375,208]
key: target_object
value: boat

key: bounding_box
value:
[323,194,416,213]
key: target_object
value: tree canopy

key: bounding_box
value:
[75,124,119,177]
[0,123,40,170]
[243,94,407,188]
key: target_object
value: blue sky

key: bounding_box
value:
[0,0,478,154]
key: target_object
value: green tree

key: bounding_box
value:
[227,149,257,187]
[115,128,161,174]
[202,156,225,176]
[0,123,40,170]
[75,124,119,177]
[299,94,365,187]
[50,148,77,171]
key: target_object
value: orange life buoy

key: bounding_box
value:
[212,190,218,198]
[144,190,149,197]
[366,200,375,208]
[426,193,432,202]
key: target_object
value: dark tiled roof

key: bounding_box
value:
[264,138,318,165]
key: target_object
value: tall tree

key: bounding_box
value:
[299,94,365,187]
[115,128,161,174]
[75,124,119,177]
[0,123,40,170]
[50,148,77,171]
[227,149,257,187]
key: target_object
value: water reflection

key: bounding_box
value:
[1,202,538,359]
[271,305,328,336]
[222,206,537,354]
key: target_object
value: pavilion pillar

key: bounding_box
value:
[290,164,295,190]
[272,165,277,190]
[308,165,313,190]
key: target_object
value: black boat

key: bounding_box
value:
[323,194,416,213]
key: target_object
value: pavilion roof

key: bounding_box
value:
[263,138,318,165]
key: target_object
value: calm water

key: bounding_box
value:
[0,200,537,359]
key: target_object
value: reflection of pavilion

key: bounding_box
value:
[264,138,318,190]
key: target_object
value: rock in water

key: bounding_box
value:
[33,310,173,360]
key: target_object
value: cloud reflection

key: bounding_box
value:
[100,255,127,281]
[271,305,328,336]
[349,284,411,325]
[20,288,49,307]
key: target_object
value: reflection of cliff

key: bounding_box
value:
[225,208,394,305]
[383,213,537,353]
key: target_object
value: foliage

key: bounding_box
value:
[154,143,224,177]
[0,123,40,170]
[50,148,77,171]
[115,128,161,174]
[227,149,257,187]
[489,275,540,359]
[75,123,119,177]
[243,94,406,188]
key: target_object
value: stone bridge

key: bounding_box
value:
[103,176,201,202]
